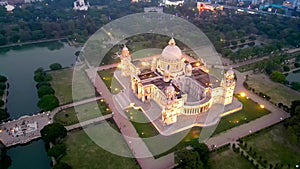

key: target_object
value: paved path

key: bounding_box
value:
[205,70,289,149]
[65,114,112,131]
[86,68,175,169]
[0,96,102,147]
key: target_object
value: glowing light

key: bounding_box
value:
[260,104,265,109]
[195,62,200,67]
[100,99,104,102]
[0,129,2,133]
[240,92,246,97]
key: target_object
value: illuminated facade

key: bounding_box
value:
[73,0,90,11]
[118,38,236,125]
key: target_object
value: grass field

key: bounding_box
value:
[125,108,158,138]
[124,95,270,158]
[243,124,300,168]
[54,99,111,126]
[246,73,300,106]
[210,148,254,169]
[61,121,139,169]
[98,68,123,94]
[213,95,270,134]
[49,68,95,105]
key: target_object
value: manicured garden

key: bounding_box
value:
[98,68,123,94]
[60,121,139,169]
[124,95,271,159]
[125,108,158,138]
[213,95,270,135]
[54,99,111,126]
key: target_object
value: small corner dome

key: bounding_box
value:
[166,85,175,93]
[161,38,183,61]
[226,69,234,76]
[186,63,192,69]
[122,45,129,51]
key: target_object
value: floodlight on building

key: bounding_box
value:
[240,92,246,97]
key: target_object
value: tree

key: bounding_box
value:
[270,71,286,84]
[49,63,62,71]
[47,143,66,159]
[0,75,7,83]
[0,100,4,107]
[37,86,55,98]
[40,123,67,143]
[53,162,72,169]
[231,40,238,46]
[36,81,51,89]
[0,143,12,169]
[190,140,210,168]
[0,109,9,122]
[295,62,300,68]
[0,83,6,90]
[37,95,59,111]
[283,65,290,72]
[290,100,300,116]
[176,149,203,169]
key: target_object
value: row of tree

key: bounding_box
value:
[34,63,62,111]
[0,74,9,122]
[40,123,71,169]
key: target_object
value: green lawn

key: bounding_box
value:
[243,124,300,168]
[61,121,139,169]
[123,95,270,158]
[49,68,95,105]
[54,99,111,126]
[125,108,158,138]
[210,148,254,169]
[213,95,270,134]
[246,73,300,106]
[98,68,123,94]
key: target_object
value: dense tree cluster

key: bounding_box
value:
[0,0,157,45]
[270,71,286,84]
[41,123,67,144]
[49,63,63,71]
[175,141,211,169]
[47,143,66,159]
[284,100,300,142]
[0,142,12,169]
[0,74,9,122]
[53,162,72,169]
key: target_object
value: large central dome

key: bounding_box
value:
[161,38,183,62]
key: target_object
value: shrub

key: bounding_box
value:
[49,63,62,71]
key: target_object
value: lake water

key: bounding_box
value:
[0,42,79,119]
[0,42,80,169]
[7,139,51,169]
